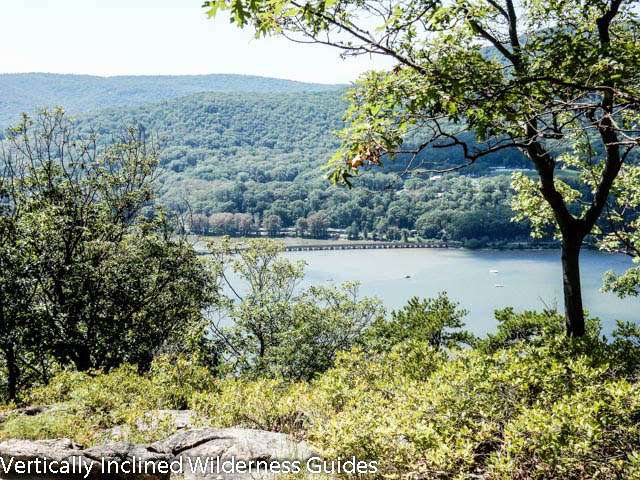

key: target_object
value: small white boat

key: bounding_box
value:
[494,284,505,288]
[404,274,411,279]
[490,269,499,274]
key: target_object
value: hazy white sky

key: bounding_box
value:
[0,0,390,84]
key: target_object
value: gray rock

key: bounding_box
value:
[152,427,315,458]
[0,437,83,462]
[83,441,173,468]
[152,428,316,480]
[0,438,86,479]
[0,438,171,480]
[0,428,316,480]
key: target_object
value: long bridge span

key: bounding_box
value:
[284,242,453,252]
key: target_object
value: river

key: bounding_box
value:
[285,248,638,336]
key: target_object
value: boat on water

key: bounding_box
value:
[494,284,505,288]
[490,269,499,274]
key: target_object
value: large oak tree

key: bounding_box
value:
[205,0,640,336]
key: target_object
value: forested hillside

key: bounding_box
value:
[75,91,533,245]
[0,73,344,128]
[1,74,534,245]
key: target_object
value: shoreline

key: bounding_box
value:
[191,235,589,254]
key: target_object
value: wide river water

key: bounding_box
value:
[285,248,638,336]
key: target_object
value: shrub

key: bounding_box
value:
[149,355,216,410]
[0,410,94,444]
[303,330,638,478]
[1,356,215,445]
[191,379,311,436]
[489,381,640,479]
[2,310,640,479]
[363,292,475,353]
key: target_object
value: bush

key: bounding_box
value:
[1,355,215,445]
[149,355,216,410]
[489,381,640,479]
[363,292,474,352]
[191,379,311,436]
[2,310,640,479]
[304,338,640,478]
[0,410,93,444]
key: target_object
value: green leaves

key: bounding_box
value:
[4,297,640,478]
[203,0,640,318]
[364,292,475,352]
[207,238,383,379]
[0,110,215,399]
[598,163,640,297]
[511,169,587,240]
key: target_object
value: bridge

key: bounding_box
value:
[284,242,453,252]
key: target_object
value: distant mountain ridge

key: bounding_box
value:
[0,73,346,128]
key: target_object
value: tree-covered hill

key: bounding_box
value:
[2,76,534,245]
[73,91,532,245]
[78,90,345,205]
[0,73,344,128]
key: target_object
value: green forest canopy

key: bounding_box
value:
[73,91,532,244]
[3,74,535,245]
[0,73,343,128]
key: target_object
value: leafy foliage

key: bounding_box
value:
[0,73,343,129]
[364,292,475,352]
[3,310,640,479]
[64,89,534,245]
[204,0,640,335]
[207,238,384,379]
[0,110,215,400]
[600,163,640,297]
[0,356,214,445]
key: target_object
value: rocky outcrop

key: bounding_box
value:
[152,428,316,480]
[0,428,316,480]
[152,427,314,458]
[0,437,83,463]
[107,410,202,442]
[0,438,171,480]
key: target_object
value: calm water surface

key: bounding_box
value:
[285,248,638,335]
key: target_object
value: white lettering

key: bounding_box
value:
[0,457,14,474]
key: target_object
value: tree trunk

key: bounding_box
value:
[73,346,92,372]
[561,239,585,337]
[5,344,19,401]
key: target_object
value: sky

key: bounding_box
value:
[0,0,390,84]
